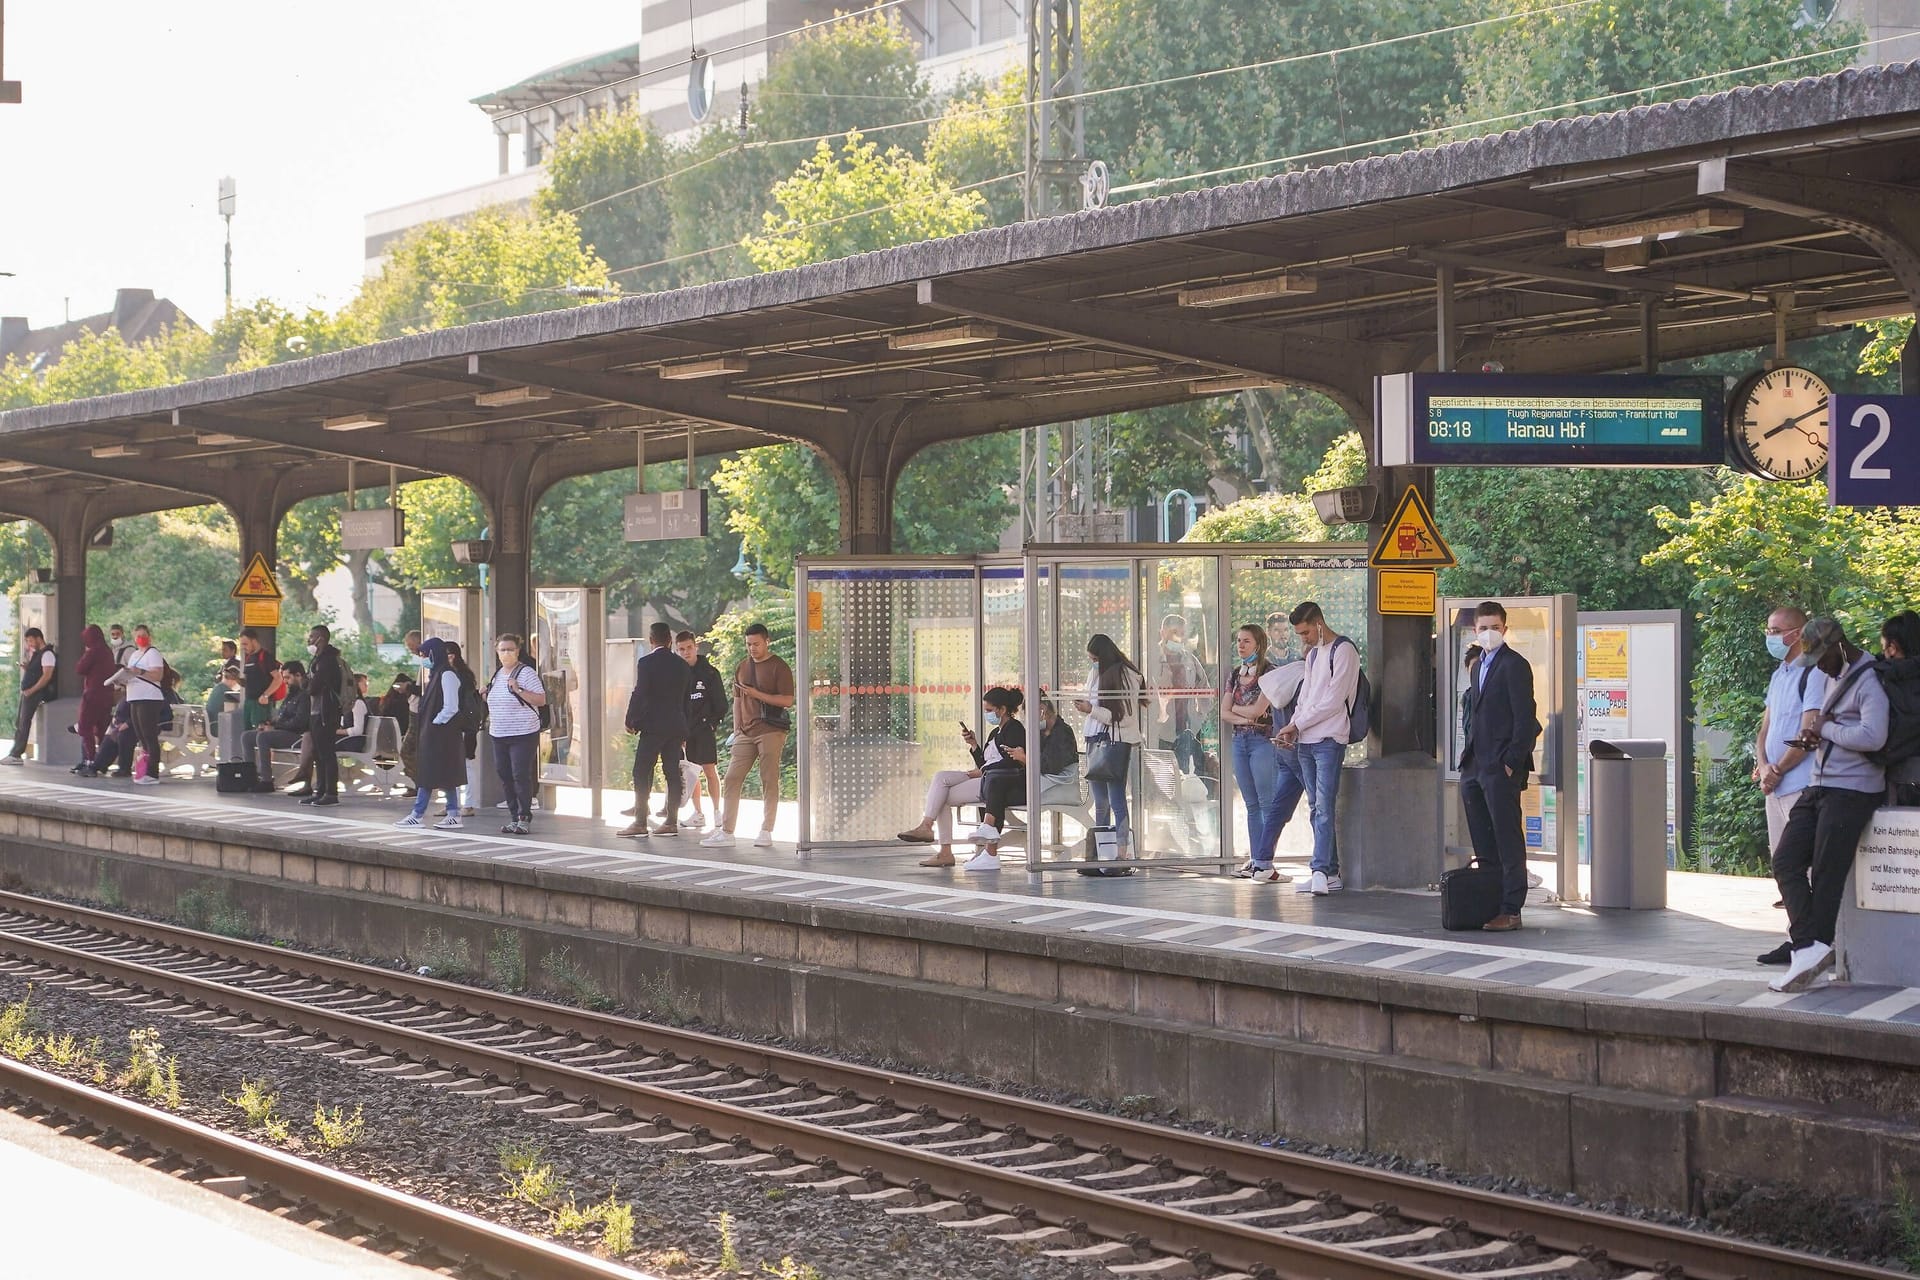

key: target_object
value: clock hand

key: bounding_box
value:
[1762,399,1829,438]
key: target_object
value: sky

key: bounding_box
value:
[0,2,650,331]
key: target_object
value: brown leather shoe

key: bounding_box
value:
[1482,913,1523,932]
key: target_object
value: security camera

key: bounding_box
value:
[1311,485,1378,525]
[450,539,494,565]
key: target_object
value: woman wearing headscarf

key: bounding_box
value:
[395,637,466,829]
[73,624,116,768]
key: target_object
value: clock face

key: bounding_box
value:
[1730,366,1831,481]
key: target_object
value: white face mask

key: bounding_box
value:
[306,643,318,656]
[1475,627,1504,652]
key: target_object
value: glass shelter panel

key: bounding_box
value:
[802,566,977,843]
[534,588,601,789]
[1138,556,1222,863]
[603,638,639,791]
[980,566,1025,690]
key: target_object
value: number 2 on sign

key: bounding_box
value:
[1850,403,1892,481]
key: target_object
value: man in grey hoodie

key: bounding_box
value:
[1769,617,1890,993]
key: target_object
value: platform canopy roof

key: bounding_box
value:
[4,61,1920,524]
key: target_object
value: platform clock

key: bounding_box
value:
[1727,366,1832,481]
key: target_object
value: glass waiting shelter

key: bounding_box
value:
[795,545,1369,875]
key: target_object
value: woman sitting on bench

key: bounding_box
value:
[898,686,1026,871]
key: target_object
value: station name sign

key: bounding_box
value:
[1375,372,1726,468]
[623,488,710,542]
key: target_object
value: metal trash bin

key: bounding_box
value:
[1589,738,1668,909]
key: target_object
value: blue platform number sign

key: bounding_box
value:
[1830,395,1920,508]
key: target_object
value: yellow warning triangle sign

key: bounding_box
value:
[230,552,284,601]
[1368,485,1456,569]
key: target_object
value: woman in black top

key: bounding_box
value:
[971,687,1030,860]
[897,686,1024,870]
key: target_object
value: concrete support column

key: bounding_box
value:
[474,457,537,645]
[226,485,288,658]
[825,408,910,555]
[50,500,92,668]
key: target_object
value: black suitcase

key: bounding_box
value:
[1440,860,1503,931]
[216,761,257,794]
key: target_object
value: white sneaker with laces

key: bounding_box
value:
[1526,871,1544,888]
[753,830,774,848]
[968,822,1000,844]
[1310,870,1330,896]
[434,815,463,830]
[700,829,735,848]
[1769,940,1834,992]
[962,850,1000,872]
[393,814,423,828]
[1324,874,1343,893]
[1231,860,1254,878]
[1293,876,1316,894]
[1251,867,1290,884]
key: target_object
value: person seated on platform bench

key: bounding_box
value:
[1769,617,1890,992]
[336,673,374,753]
[898,686,1026,872]
[964,687,1031,873]
[377,675,414,736]
[1032,690,1081,796]
[242,661,308,793]
[80,693,174,778]
[1878,610,1920,809]
[205,663,243,739]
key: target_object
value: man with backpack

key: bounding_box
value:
[3,626,56,764]
[1275,600,1364,898]
[1769,617,1890,992]
[1457,600,1541,931]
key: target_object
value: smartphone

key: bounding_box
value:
[957,720,970,734]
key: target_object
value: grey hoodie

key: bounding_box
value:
[1806,652,1890,794]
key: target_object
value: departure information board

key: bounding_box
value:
[1375,373,1727,467]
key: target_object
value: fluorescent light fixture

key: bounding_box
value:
[90,444,137,458]
[659,356,747,380]
[888,323,998,350]
[726,392,850,414]
[1816,301,1915,327]
[0,461,32,473]
[1177,275,1317,307]
[194,432,247,446]
[1188,375,1276,394]
[1567,209,1743,249]
[1602,243,1651,272]
[322,411,388,432]
[474,385,552,407]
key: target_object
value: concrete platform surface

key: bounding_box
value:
[2,770,1912,1030]
[0,1103,429,1279]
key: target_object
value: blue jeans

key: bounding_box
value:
[410,784,461,821]
[1254,744,1306,869]
[1086,736,1131,851]
[1295,738,1344,876]
[1230,730,1280,866]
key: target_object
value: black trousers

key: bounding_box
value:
[1773,785,1883,948]
[1462,768,1528,915]
[979,770,1024,826]
[9,689,49,758]
[633,733,684,822]
[312,722,340,799]
[127,701,164,781]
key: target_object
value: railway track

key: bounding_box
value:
[0,888,1898,1280]
[0,1052,647,1279]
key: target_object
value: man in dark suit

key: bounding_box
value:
[622,621,692,838]
[1458,601,1541,931]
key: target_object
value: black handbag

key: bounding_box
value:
[1440,859,1503,931]
[1083,737,1131,783]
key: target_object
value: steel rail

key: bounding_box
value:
[0,1054,647,1280]
[0,890,1900,1280]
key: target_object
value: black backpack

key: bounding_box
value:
[451,677,487,734]
[1871,657,1920,770]
[509,661,551,732]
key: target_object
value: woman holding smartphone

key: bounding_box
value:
[898,687,1026,870]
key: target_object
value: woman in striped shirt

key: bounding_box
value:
[485,633,547,834]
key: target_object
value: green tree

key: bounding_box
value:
[534,105,677,286]
[743,131,986,271]
[1184,432,1371,542]
[533,461,743,630]
[925,71,1026,226]
[1106,387,1354,509]
[1444,0,1857,135]
[0,324,209,409]
[341,205,613,340]
[87,506,241,703]
[666,11,931,285]
[711,447,841,583]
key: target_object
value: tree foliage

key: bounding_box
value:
[534,106,676,284]
[1444,0,1858,135]
[744,132,986,271]
[925,71,1026,226]
[1184,432,1370,542]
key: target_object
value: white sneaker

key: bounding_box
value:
[1251,867,1291,884]
[962,850,1000,872]
[1769,941,1834,992]
[134,776,160,786]
[1526,871,1544,888]
[968,822,1000,844]
[684,812,707,830]
[753,830,774,848]
[1231,860,1255,879]
[393,814,423,828]
[1310,870,1329,896]
[1293,876,1316,894]
[1324,874,1344,893]
[0,756,23,766]
[434,816,463,830]
[700,829,735,848]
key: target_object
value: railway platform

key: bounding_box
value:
[2,768,1916,1217]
